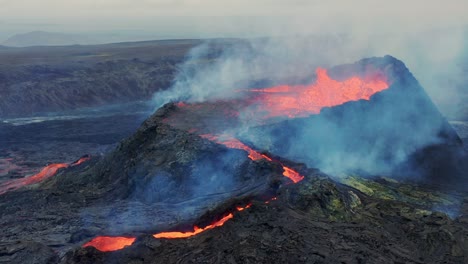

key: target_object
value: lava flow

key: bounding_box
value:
[82,236,136,252]
[201,134,304,183]
[249,68,388,118]
[83,133,303,252]
[162,67,389,135]
[154,204,252,239]
[0,155,91,195]
[83,204,252,251]
[83,67,384,252]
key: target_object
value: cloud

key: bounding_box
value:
[1,0,467,25]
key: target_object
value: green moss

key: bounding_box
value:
[344,177,375,196]
[340,175,460,210]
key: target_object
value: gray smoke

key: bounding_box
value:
[151,28,467,182]
[153,28,468,118]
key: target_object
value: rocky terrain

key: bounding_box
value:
[0,39,205,117]
[0,102,151,186]
[0,56,466,264]
[0,103,465,264]
[65,176,468,264]
[0,104,285,261]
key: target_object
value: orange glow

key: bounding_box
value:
[236,203,252,211]
[85,204,252,251]
[250,68,388,118]
[22,163,68,185]
[201,134,304,183]
[153,213,234,239]
[265,197,278,204]
[0,156,90,195]
[282,166,304,183]
[71,155,91,166]
[83,236,136,252]
[152,204,250,239]
[201,134,272,161]
[82,67,386,252]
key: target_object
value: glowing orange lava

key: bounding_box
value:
[85,204,252,251]
[0,155,90,195]
[83,66,388,252]
[154,213,234,239]
[83,133,303,251]
[250,68,388,118]
[236,203,252,211]
[282,166,304,183]
[22,163,69,185]
[71,155,91,166]
[153,203,252,239]
[82,236,136,252]
[200,134,304,183]
[200,134,272,161]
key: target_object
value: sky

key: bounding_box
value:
[1,0,467,40]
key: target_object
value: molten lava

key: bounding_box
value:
[154,213,234,239]
[0,155,90,195]
[163,68,388,134]
[84,204,252,251]
[71,155,91,166]
[153,203,251,239]
[82,236,136,252]
[282,166,304,184]
[83,67,384,252]
[201,134,303,183]
[83,132,304,251]
[200,134,272,161]
[249,68,388,118]
[22,163,69,185]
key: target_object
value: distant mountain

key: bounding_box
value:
[2,31,94,47]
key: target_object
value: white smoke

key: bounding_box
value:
[153,28,468,117]
[151,17,468,183]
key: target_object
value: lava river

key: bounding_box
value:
[0,155,90,195]
[84,204,253,251]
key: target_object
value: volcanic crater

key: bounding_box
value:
[0,56,467,264]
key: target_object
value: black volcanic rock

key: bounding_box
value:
[0,56,467,264]
[48,103,284,202]
[0,103,287,261]
[63,175,468,264]
[0,241,59,264]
